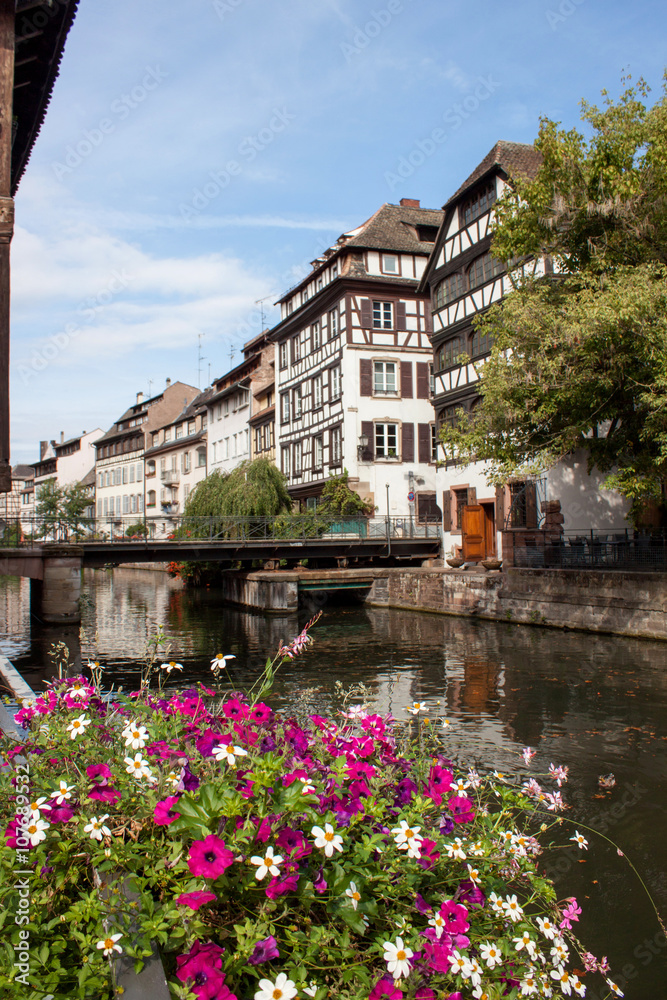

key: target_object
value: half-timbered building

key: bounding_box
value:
[271,199,443,518]
[421,141,630,562]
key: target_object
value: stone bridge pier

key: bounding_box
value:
[0,546,82,624]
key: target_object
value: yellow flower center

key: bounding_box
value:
[324,831,334,841]
[272,991,283,1000]
[352,892,360,901]
[405,829,414,839]
[104,939,114,949]
[28,824,36,834]
[264,856,272,866]
[396,950,406,961]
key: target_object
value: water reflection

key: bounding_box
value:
[1,568,667,996]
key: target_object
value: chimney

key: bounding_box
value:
[136,391,144,405]
[39,440,47,460]
[400,198,420,208]
[60,431,64,443]
[165,377,171,387]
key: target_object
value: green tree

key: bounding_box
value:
[36,480,92,536]
[183,460,292,520]
[442,76,667,521]
[316,471,376,517]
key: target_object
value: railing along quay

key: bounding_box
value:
[513,528,667,571]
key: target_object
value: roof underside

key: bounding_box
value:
[12,0,80,195]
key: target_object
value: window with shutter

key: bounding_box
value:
[400,361,413,398]
[360,358,373,396]
[442,490,452,531]
[402,423,414,463]
[418,423,431,464]
[396,301,407,330]
[360,298,372,329]
[360,421,374,462]
[416,362,430,398]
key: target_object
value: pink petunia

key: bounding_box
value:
[154,795,181,826]
[176,891,216,911]
[86,763,112,782]
[187,835,235,879]
[447,794,475,824]
[368,976,402,1000]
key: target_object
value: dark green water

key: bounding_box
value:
[2,567,667,998]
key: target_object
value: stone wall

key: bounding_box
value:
[367,567,667,641]
[220,571,299,612]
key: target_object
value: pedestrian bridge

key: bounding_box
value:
[0,515,442,623]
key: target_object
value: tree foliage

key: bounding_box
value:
[442,76,667,519]
[35,479,92,534]
[316,471,376,517]
[183,460,292,519]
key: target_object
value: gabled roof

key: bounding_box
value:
[443,140,543,209]
[12,464,34,479]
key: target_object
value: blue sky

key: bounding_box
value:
[9,0,667,463]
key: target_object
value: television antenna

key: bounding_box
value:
[197,333,206,389]
[255,294,274,330]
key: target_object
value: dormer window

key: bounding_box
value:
[461,180,496,227]
[382,254,399,274]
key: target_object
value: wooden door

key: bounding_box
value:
[462,505,486,562]
[482,502,495,556]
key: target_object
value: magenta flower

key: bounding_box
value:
[49,804,75,824]
[248,702,273,724]
[313,866,327,894]
[89,785,121,804]
[427,764,453,804]
[560,897,582,929]
[439,899,470,935]
[86,763,112,782]
[248,935,279,965]
[222,697,247,720]
[369,977,402,1000]
[154,796,181,826]
[177,891,216,911]
[276,827,311,860]
[265,873,299,900]
[187,835,235,879]
[447,794,475,824]
[415,989,436,1000]
[176,940,236,999]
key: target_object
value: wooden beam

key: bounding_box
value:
[0,0,13,493]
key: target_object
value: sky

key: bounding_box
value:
[8,0,667,463]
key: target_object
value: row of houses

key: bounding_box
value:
[9,141,632,556]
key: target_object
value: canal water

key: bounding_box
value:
[2,567,667,997]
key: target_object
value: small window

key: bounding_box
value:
[313,435,323,470]
[329,308,338,339]
[302,287,309,304]
[188,421,195,435]
[434,273,465,309]
[428,362,435,396]
[293,385,302,419]
[147,490,156,508]
[292,335,301,364]
[453,487,469,529]
[129,465,135,483]
[330,426,342,465]
[373,361,397,395]
[293,440,303,475]
[471,328,494,356]
[372,301,393,330]
[437,337,464,370]
[281,446,290,476]
[197,448,207,467]
[461,180,497,227]
[375,422,399,459]
[331,366,341,399]
[430,423,438,461]
[312,375,322,408]
[468,251,503,290]
[317,277,323,291]
[332,262,338,278]
[311,322,320,352]
[280,392,290,424]
[175,424,184,439]
[279,342,288,369]
[382,254,399,274]
[255,427,263,453]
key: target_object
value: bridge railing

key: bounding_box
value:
[0,514,442,547]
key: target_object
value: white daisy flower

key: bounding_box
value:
[210,653,235,670]
[96,932,123,956]
[448,949,475,979]
[84,814,111,841]
[536,916,557,940]
[66,714,91,739]
[479,941,503,968]
[550,966,573,995]
[254,973,298,1000]
[345,881,361,910]
[212,743,249,767]
[249,845,283,880]
[68,679,90,700]
[428,911,446,938]
[405,701,427,715]
[311,822,343,857]
[122,722,149,750]
[444,837,467,860]
[124,754,154,781]
[53,780,75,805]
[382,937,413,979]
[28,797,52,819]
[502,894,524,922]
[24,817,50,846]
[391,819,423,857]
[606,981,624,997]
[570,831,589,850]
[160,661,183,673]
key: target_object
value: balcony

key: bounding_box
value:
[160,468,180,484]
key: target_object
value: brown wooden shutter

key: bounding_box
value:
[360,298,372,329]
[402,423,414,463]
[526,482,538,528]
[442,490,452,530]
[416,362,430,399]
[361,420,374,461]
[468,486,477,505]
[495,484,505,528]
[360,358,373,396]
[396,300,407,330]
[418,423,430,464]
[400,361,413,398]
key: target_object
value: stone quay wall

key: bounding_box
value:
[366,567,667,641]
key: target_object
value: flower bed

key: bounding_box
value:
[0,631,627,999]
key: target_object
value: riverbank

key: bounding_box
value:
[216,566,667,641]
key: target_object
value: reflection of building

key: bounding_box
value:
[144,389,212,535]
[270,200,443,518]
[0,464,34,527]
[420,142,631,561]
[207,332,275,475]
[95,381,198,533]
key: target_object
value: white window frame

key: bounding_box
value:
[373,360,398,395]
[375,422,399,460]
[331,426,342,464]
[313,435,323,470]
[293,440,303,474]
[331,366,341,399]
[281,445,291,476]
[329,308,338,339]
[311,322,320,351]
[293,385,302,419]
[312,375,322,408]
[372,301,393,330]
[281,392,290,424]
[382,253,399,275]
[279,341,288,369]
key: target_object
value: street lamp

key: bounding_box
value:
[385,482,391,557]
[357,432,369,460]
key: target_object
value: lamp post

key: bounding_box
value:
[385,482,391,557]
[357,432,369,461]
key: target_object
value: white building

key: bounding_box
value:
[420,141,630,562]
[207,332,274,475]
[144,389,211,534]
[95,380,199,534]
[271,200,443,519]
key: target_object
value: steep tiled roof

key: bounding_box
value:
[12,464,34,479]
[342,203,444,255]
[443,141,543,208]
